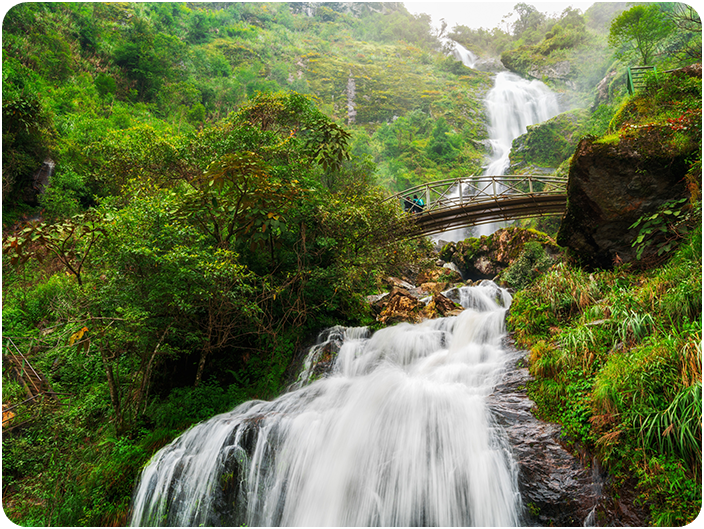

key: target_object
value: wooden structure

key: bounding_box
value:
[388,174,567,238]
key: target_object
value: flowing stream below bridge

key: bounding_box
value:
[130,282,527,526]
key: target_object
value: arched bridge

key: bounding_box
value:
[386,175,567,237]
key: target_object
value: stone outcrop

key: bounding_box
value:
[491,346,649,526]
[440,227,561,281]
[556,131,691,268]
[422,293,463,319]
[508,109,589,175]
[527,60,572,82]
[373,288,462,324]
[375,287,425,325]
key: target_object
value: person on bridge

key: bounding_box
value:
[411,194,424,214]
[402,196,413,212]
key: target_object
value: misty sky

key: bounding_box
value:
[405,1,597,31]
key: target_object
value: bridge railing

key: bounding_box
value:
[387,174,567,214]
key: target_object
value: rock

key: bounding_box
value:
[472,56,506,73]
[376,288,425,324]
[508,109,589,174]
[592,69,619,108]
[490,346,648,526]
[423,293,463,319]
[439,227,560,281]
[527,60,571,81]
[556,131,691,268]
[415,266,463,285]
[382,276,416,291]
[419,282,450,295]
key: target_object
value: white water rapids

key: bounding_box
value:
[130,282,522,526]
[483,71,560,177]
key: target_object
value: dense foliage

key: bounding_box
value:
[2,1,701,527]
[508,73,702,525]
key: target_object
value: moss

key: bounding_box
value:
[510,109,590,172]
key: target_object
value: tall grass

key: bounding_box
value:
[642,382,702,469]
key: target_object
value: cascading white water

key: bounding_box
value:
[483,71,560,177]
[449,39,477,68]
[130,281,522,527]
[475,71,560,237]
[436,54,560,242]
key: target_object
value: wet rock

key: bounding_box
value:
[376,287,425,324]
[508,109,589,174]
[557,112,694,268]
[440,227,560,281]
[415,265,463,285]
[489,347,609,526]
[422,293,463,319]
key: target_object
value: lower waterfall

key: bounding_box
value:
[130,282,522,527]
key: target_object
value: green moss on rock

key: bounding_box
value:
[440,227,561,281]
[509,108,589,173]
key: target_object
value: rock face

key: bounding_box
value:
[508,109,589,175]
[527,60,572,83]
[375,287,425,324]
[556,131,691,268]
[440,227,560,281]
[490,345,649,526]
[373,287,462,324]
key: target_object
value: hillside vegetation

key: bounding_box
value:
[2,1,701,526]
[508,67,702,525]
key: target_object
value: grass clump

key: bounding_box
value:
[508,221,702,525]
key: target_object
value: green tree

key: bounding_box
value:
[608,4,674,65]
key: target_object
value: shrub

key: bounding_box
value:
[501,241,553,290]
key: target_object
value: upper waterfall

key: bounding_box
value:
[434,50,560,242]
[483,71,560,176]
[450,40,477,69]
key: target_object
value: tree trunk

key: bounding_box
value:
[103,356,123,431]
[194,349,209,387]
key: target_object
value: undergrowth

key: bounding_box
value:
[508,221,702,525]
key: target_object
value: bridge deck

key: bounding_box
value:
[388,175,567,237]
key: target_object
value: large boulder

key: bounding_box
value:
[376,287,425,325]
[556,130,691,268]
[440,227,561,281]
[508,109,589,175]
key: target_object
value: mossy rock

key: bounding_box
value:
[440,227,561,281]
[509,108,589,173]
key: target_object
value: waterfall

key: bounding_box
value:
[130,281,522,527]
[435,50,560,243]
[449,40,477,68]
[483,72,560,177]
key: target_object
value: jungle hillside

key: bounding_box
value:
[2,2,702,526]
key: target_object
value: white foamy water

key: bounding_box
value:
[130,281,521,527]
[434,60,560,243]
[483,71,560,177]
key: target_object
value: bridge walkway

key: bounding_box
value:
[387,175,568,238]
